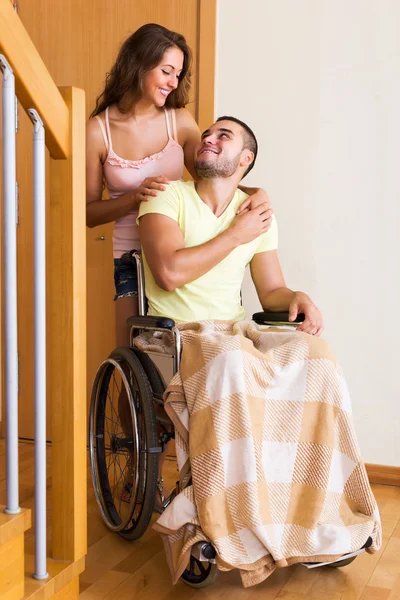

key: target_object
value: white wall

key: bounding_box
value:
[216,0,400,466]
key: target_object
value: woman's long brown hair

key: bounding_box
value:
[91,23,192,117]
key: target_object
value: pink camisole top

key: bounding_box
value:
[95,106,185,258]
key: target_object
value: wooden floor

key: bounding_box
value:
[1,441,400,599]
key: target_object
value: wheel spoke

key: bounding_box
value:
[104,414,113,439]
[189,555,196,573]
[112,453,129,499]
[111,373,125,424]
[107,385,119,436]
[196,558,206,575]
[114,453,128,489]
[113,453,117,491]
[113,369,122,397]
[107,370,123,435]
[106,454,117,479]
[110,372,124,433]
[105,453,113,470]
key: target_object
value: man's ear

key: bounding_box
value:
[240,148,254,169]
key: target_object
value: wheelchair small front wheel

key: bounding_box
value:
[89,347,158,540]
[180,548,218,589]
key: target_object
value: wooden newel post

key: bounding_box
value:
[49,86,87,563]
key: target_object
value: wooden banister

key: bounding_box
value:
[0,0,69,159]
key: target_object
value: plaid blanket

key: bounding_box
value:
[135,320,381,588]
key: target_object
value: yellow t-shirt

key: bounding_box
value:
[138,180,278,322]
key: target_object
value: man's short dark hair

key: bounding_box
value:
[216,115,258,178]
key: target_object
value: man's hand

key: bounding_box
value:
[289,292,324,336]
[229,204,272,245]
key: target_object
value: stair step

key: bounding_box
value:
[23,555,85,600]
[0,506,32,600]
[0,506,31,544]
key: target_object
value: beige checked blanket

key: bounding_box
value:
[135,320,381,588]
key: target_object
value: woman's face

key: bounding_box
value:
[142,46,184,107]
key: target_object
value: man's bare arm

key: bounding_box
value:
[139,207,270,291]
[250,250,324,336]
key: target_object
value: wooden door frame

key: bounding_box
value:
[197,0,216,132]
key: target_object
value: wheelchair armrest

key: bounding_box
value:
[127,315,176,330]
[252,311,305,324]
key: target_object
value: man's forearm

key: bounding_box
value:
[157,229,239,291]
[261,287,296,312]
[141,205,269,291]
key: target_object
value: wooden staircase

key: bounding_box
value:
[0,504,85,600]
[0,440,87,600]
[0,0,87,598]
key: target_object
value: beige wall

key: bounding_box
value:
[216,0,400,466]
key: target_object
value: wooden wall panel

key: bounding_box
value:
[8,0,215,438]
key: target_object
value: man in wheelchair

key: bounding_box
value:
[90,116,381,589]
[133,116,381,586]
[138,116,323,334]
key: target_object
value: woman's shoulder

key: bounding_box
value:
[174,108,200,145]
[87,114,103,137]
[86,112,109,158]
[174,107,197,126]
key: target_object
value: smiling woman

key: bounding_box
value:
[85,23,203,508]
[86,23,201,350]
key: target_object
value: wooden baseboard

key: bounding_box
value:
[366,463,400,487]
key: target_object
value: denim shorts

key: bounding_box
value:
[114,255,138,301]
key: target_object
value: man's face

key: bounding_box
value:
[194,120,250,178]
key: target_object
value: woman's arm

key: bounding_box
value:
[236,185,272,215]
[175,108,202,180]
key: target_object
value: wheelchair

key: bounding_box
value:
[89,251,367,588]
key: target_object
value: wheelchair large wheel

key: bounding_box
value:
[89,347,158,541]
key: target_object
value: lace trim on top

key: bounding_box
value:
[105,137,179,169]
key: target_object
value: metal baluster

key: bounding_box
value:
[27,108,48,580]
[0,54,20,516]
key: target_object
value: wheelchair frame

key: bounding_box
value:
[130,251,182,372]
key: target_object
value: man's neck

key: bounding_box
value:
[195,177,240,217]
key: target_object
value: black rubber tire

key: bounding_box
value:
[328,537,372,568]
[133,349,166,395]
[89,347,159,541]
[180,555,218,589]
[328,555,357,568]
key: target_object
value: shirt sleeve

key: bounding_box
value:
[254,214,279,254]
[137,182,180,224]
